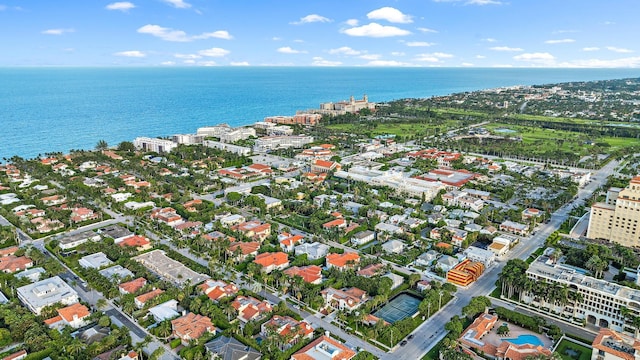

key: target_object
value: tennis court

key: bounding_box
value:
[373,293,422,324]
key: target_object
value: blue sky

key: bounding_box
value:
[1,0,639,67]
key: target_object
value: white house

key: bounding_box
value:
[351,230,375,246]
[381,239,405,254]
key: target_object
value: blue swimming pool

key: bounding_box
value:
[505,334,544,347]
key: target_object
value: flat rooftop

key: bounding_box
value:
[99,224,133,240]
[59,230,100,246]
[16,276,78,313]
[134,249,209,286]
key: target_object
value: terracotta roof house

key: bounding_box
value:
[291,335,356,360]
[116,235,152,251]
[320,287,368,312]
[172,312,216,345]
[279,233,304,252]
[199,280,239,301]
[0,255,33,273]
[119,277,147,295]
[228,241,260,261]
[2,350,27,360]
[591,328,640,360]
[284,265,323,284]
[231,295,273,323]
[44,302,91,329]
[310,159,341,173]
[357,263,385,278]
[260,315,314,348]
[232,221,272,241]
[326,252,360,270]
[253,252,290,273]
[322,218,346,230]
[135,288,164,309]
[150,207,184,227]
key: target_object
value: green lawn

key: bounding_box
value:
[555,338,592,360]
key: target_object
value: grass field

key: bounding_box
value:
[555,338,592,360]
[326,120,461,137]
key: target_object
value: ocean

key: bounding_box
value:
[1,67,639,160]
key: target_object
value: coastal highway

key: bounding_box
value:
[387,159,619,360]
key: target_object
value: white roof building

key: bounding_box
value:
[17,276,79,315]
[148,300,180,322]
[464,246,496,267]
[381,239,405,254]
[294,242,330,260]
[79,252,113,269]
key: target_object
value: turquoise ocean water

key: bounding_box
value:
[1,67,639,160]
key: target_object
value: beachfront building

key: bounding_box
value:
[219,127,256,143]
[133,137,177,154]
[523,256,640,335]
[253,135,314,153]
[172,134,204,145]
[314,94,376,116]
[264,113,322,126]
[587,176,640,247]
[202,140,252,156]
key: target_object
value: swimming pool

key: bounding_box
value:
[505,334,544,347]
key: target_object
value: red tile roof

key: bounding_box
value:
[119,277,147,294]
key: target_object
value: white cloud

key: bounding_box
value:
[553,29,578,34]
[345,19,359,26]
[193,30,233,40]
[365,60,412,66]
[391,52,406,56]
[277,46,307,54]
[482,38,498,43]
[545,38,575,44]
[291,14,332,25]
[603,21,615,25]
[434,0,502,5]
[137,25,232,42]
[272,37,282,41]
[406,41,435,47]
[558,57,640,68]
[418,27,438,33]
[415,52,453,62]
[198,61,217,66]
[162,0,191,9]
[606,46,633,53]
[476,55,486,59]
[198,47,230,57]
[105,2,135,11]
[114,50,146,57]
[293,39,305,43]
[311,57,342,66]
[490,46,523,52]
[461,62,474,67]
[174,53,202,59]
[329,46,362,56]
[582,47,600,52]
[367,7,413,24]
[342,23,411,38]
[231,61,250,66]
[466,0,502,5]
[161,61,175,65]
[513,52,555,64]
[41,28,74,35]
[360,54,381,60]
[183,60,196,64]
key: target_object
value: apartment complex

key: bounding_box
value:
[315,94,376,115]
[253,135,314,153]
[264,113,322,126]
[524,256,640,335]
[587,176,640,247]
[133,137,177,154]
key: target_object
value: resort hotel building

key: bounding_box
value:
[522,256,640,336]
[587,176,640,247]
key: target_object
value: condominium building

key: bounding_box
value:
[172,134,204,145]
[202,140,251,156]
[587,176,640,247]
[524,256,640,336]
[253,135,314,153]
[315,94,376,115]
[196,125,232,137]
[264,113,322,126]
[133,137,177,154]
[219,127,256,143]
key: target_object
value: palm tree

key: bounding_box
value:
[95,140,109,151]
[156,320,172,339]
[65,339,84,357]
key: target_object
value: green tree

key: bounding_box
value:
[96,139,109,151]
[118,141,136,152]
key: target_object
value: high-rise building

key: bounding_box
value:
[587,176,640,247]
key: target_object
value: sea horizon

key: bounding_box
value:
[2,67,639,160]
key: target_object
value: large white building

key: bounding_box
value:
[133,137,177,154]
[203,140,251,156]
[334,166,445,201]
[17,276,79,315]
[587,176,640,247]
[219,127,256,143]
[172,134,204,145]
[523,256,640,336]
[197,125,232,137]
[253,135,314,153]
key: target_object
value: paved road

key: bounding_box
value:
[387,159,619,360]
